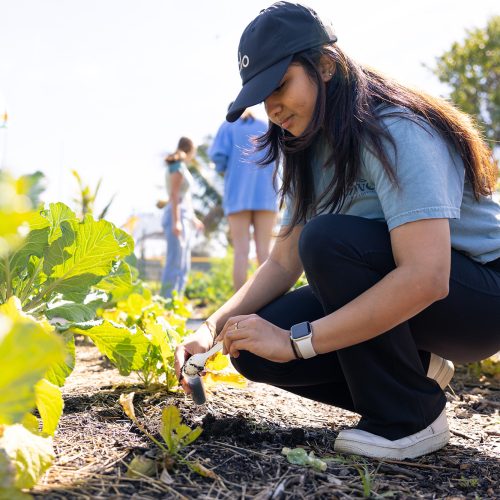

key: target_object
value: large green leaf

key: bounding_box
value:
[96,261,134,301]
[73,321,149,376]
[0,312,65,425]
[43,202,78,244]
[42,220,75,278]
[39,215,133,302]
[45,304,97,323]
[34,379,63,436]
[0,424,54,490]
[111,226,134,256]
[49,215,130,279]
[43,331,75,388]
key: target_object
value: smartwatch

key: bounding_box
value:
[290,321,317,359]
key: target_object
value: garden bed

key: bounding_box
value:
[33,343,499,499]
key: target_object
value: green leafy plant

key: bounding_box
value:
[0,202,133,313]
[458,476,479,489]
[0,298,67,499]
[0,172,195,496]
[119,393,215,480]
[96,291,193,388]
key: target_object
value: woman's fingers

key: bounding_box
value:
[222,328,249,356]
[173,346,185,381]
[218,314,256,339]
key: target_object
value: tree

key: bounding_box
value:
[431,16,500,144]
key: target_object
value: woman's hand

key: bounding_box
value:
[172,220,183,237]
[174,323,215,394]
[217,314,295,363]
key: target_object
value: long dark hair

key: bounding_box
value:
[258,45,497,233]
[166,136,195,164]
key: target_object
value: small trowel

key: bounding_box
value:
[182,341,223,404]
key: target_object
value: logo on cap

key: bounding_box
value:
[238,52,250,72]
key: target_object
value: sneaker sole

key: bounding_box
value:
[428,354,455,389]
[334,428,450,460]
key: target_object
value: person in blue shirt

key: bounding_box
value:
[175,2,500,460]
[209,108,279,290]
[160,136,204,299]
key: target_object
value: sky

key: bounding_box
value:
[0,0,498,228]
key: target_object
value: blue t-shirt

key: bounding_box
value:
[282,108,500,264]
[209,116,279,215]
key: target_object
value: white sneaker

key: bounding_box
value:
[334,409,450,460]
[427,353,454,389]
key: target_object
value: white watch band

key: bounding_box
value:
[295,335,317,359]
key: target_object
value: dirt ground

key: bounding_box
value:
[32,341,499,499]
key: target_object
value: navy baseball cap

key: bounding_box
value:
[226,2,337,122]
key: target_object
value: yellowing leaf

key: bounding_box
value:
[0,314,65,426]
[118,293,149,319]
[203,371,247,389]
[0,298,55,337]
[0,424,54,490]
[126,455,157,478]
[119,393,137,422]
[205,352,229,371]
[20,414,39,434]
[181,427,203,447]
[160,405,182,452]
[34,380,63,436]
[73,321,149,375]
[100,308,126,323]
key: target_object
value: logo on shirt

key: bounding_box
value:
[347,179,375,198]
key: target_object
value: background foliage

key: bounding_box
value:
[431,15,500,145]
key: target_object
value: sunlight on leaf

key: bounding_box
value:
[203,371,247,389]
[205,352,229,371]
[0,424,54,490]
[34,379,63,436]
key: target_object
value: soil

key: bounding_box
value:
[33,341,499,499]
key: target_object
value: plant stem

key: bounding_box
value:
[23,275,65,311]
[131,415,167,453]
[19,258,43,304]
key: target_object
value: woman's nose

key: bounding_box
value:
[264,94,280,121]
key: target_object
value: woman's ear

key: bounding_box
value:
[319,55,335,82]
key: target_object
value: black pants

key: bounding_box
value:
[231,215,500,440]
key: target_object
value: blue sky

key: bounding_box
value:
[0,0,498,226]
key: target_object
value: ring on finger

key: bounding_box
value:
[235,322,239,330]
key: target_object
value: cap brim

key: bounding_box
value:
[226,55,293,122]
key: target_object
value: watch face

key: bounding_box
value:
[291,321,311,340]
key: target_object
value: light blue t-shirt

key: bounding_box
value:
[282,108,500,264]
[209,116,279,216]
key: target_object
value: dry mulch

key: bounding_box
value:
[33,342,499,499]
